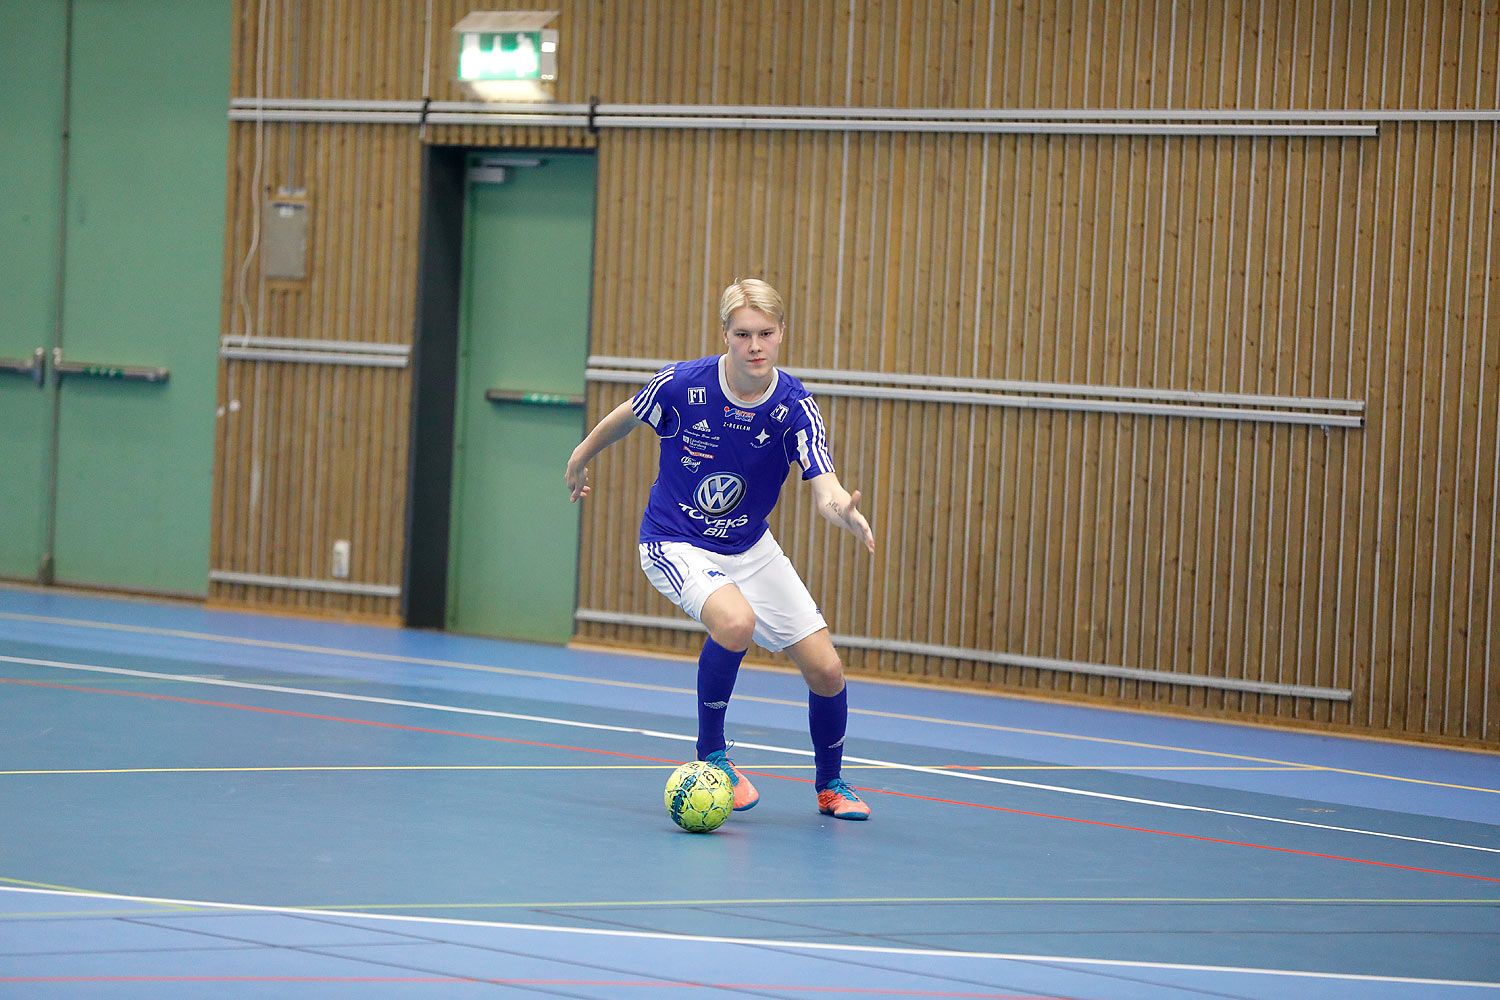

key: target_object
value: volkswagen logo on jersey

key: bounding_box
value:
[694,472,746,515]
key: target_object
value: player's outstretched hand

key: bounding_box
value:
[844,489,875,554]
[565,462,591,503]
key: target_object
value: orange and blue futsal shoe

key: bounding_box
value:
[816,777,870,820]
[703,748,759,811]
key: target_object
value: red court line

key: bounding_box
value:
[8,677,1498,884]
[0,678,684,767]
[866,788,1500,883]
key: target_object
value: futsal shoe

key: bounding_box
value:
[816,778,871,820]
[703,748,759,811]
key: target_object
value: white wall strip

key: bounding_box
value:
[208,570,400,598]
[596,117,1376,137]
[588,355,1366,412]
[572,609,1353,701]
[584,366,1365,428]
[220,348,408,367]
[592,103,1500,123]
[219,337,411,368]
[222,336,411,355]
[228,97,1500,125]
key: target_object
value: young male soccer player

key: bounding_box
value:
[565,278,876,820]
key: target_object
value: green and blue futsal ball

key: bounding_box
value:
[664,760,734,832]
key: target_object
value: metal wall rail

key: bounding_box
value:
[207,569,400,598]
[228,96,1500,124]
[219,336,411,368]
[584,363,1365,428]
[573,609,1353,701]
[596,103,1500,123]
[226,98,1381,136]
[595,117,1375,137]
[589,356,1366,413]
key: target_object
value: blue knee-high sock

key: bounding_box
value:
[808,686,848,790]
[696,638,746,759]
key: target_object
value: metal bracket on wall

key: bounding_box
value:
[0,348,47,387]
[52,349,168,384]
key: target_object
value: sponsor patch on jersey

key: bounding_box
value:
[694,472,746,516]
[693,419,712,432]
[681,456,700,471]
[751,428,771,448]
[689,387,707,405]
[724,407,755,422]
[683,446,714,459]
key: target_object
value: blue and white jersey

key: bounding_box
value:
[631,355,835,554]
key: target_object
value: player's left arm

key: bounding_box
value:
[807,472,875,554]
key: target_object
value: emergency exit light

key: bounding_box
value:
[454,11,558,101]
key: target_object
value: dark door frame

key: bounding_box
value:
[403,144,598,631]
[403,145,467,629]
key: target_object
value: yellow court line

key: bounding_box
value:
[4,880,1496,920]
[1,876,101,893]
[0,909,181,918]
[906,773,1320,779]
[0,765,673,776]
[3,609,1496,795]
[286,895,1500,911]
[0,877,202,915]
[0,764,1323,778]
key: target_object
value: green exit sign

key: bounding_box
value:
[454,12,558,88]
[459,31,544,81]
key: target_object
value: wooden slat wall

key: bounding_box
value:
[216,1,1500,746]
[213,120,420,619]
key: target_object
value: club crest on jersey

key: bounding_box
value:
[694,472,746,516]
[770,403,789,423]
[689,387,707,405]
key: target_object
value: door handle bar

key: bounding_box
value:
[52,348,169,384]
[485,388,583,406]
[0,348,47,387]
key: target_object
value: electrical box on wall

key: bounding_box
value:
[263,191,309,280]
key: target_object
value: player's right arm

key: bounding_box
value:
[566,400,644,502]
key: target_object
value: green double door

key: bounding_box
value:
[0,1,227,594]
[447,153,597,643]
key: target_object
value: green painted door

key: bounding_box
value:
[447,153,596,642]
[49,0,227,594]
[0,0,228,593]
[0,2,65,580]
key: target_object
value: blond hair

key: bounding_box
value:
[718,278,785,328]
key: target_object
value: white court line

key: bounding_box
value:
[4,653,1500,858]
[1,886,1497,990]
[5,608,1498,796]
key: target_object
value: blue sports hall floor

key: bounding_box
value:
[1,583,1497,999]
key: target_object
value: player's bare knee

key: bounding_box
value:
[711,615,755,652]
[806,657,844,698]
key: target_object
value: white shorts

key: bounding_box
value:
[639,532,827,653]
